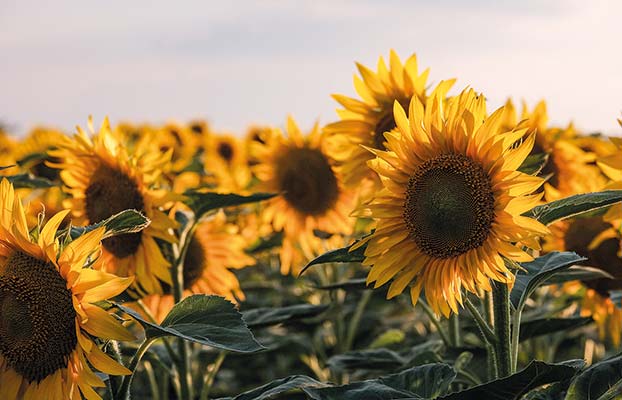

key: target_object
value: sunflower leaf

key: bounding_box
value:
[299,242,367,276]
[525,190,622,225]
[439,360,584,400]
[117,295,264,353]
[565,353,622,400]
[242,304,329,328]
[518,317,593,342]
[4,173,56,188]
[518,153,549,175]
[215,375,327,400]
[183,191,276,219]
[510,252,587,310]
[65,209,150,240]
[314,278,368,291]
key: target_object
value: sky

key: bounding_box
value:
[1,0,621,136]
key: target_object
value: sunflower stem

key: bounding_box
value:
[510,304,523,373]
[448,313,461,347]
[199,351,227,400]
[135,299,181,365]
[116,337,157,400]
[419,299,452,347]
[464,297,496,345]
[492,282,512,378]
[105,340,124,397]
[177,340,193,400]
[143,361,161,400]
[345,289,373,351]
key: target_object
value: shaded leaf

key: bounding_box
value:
[184,191,276,218]
[243,304,329,329]
[510,252,587,310]
[440,360,584,400]
[380,363,456,398]
[66,209,150,240]
[565,353,622,400]
[369,330,406,349]
[519,317,593,341]
[216,375,326,400]
[543,265,613,285]
[314,279,368,291]
[327,349,406,372]
[5,173,55,189]
[299,243,366,276]
[525,191,622,225]
[117,295,264,353]
[519,153,549,175]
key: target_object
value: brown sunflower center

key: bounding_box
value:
[275,147,339,216]
[217,142,234,163]
[0,251,77,382]
[85,164,144,258]
[404,153,496,259]
[564,218,622,294]
[373,99,410,150]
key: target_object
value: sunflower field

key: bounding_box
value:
[2,50,622,400]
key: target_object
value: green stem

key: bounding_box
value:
[510,304,522,373]
[345,290,373,351]
[199,351,227,400]
[486,343,499,380]
[105,341,123,397]
[136,300,181,365]
[464,297,496,345]
[419,300,451,347]
[448,313,461,347]
[177,340,192,400]
[484,291,495,326]
[492,282,512,378]
[116,337,157,400]
[143,361,161,400]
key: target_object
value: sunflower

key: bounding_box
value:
[252,116,356,275]
[203,133,252,193]
[142,211,254,322]
[354,84,549,317]
[49,117,178,298]
[0,132,17,176]
[0,179,134,399]
[325,50,443,195]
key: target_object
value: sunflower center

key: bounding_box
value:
[275,147,339,216]
[217,142,234,163]
[0,251,77,382]
[404,153,496,259]
[373,99,410,150]
[85,164,145,258]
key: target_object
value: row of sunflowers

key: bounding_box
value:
[1,50,622,399]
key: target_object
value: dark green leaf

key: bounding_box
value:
[543,266,613,285]
[304,382,418,400]
[510,252,587,310]
[380,363,456,398]
[519,153,549,175]
[440,360,584,400]
[299,242,366,276]
[525,191,622,225]
[327,349,406,372]
[65,209,150,240]
[117,295,264,353]
[565,353,622,400]
[519,317,593,341]
[242,304,329,329]
[5,173,56,188]
[314,279,368,291]
[183,191,276,218]
[216,375,326,400]
[16,152,48,166]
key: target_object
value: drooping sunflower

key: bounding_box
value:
[0,179,134,399]
[204,133,252,193]
[325,50,444,195]
[142,211,254,322]
[355,84,549,317]
[50,117,178,298]
[253,116,356,275]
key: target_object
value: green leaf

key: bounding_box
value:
[519,153,549,175]
[518,317,593,341]
[65,209,150,240]
[5,173,56,189]
[440,360,584,400]
[117,295,264,353]
[543,265,613,285]
[314,278,368,291]
[299,242,366,276]
[525,191,622,225]
[216,375,327,400]
[510,252,587,310]
[242,304,329,329]
[327,349,406,372]
[369,329,406,349]
[565,353,622,400]
[183,190,276,218]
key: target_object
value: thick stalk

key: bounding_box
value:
[510,305,522,373]
[464,298,496,345]
[116,338,157,400]
[199,351,227,400]
[419,300,451,347]
[448,313,461,347]
[492,282,512,378]
[345,290,373,351]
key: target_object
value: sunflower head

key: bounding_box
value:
[325,50,446,192]
[356,83,549,317]
[204,133,252,193]
[0,179,134,399]
[50,117,177,298]
[252,116,356,275]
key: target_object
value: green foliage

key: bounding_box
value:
[518,317,593,342]
[243,304,330,328]
[183,190,276,219]
[518,153,549,175]
[4,172,56,188]
[565,353,622,400]
[64,209,150,240]
[525,190,622,225]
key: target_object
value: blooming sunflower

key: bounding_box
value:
[325,50,443,194]
[252,116,356,275]
[50,117,177,298]
[142,211,254,322]
[354,84,549,317]
[204,133,252,193]
[0,179,134,399]
[0,132,17,176]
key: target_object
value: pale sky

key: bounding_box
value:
[1,0,621,136]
